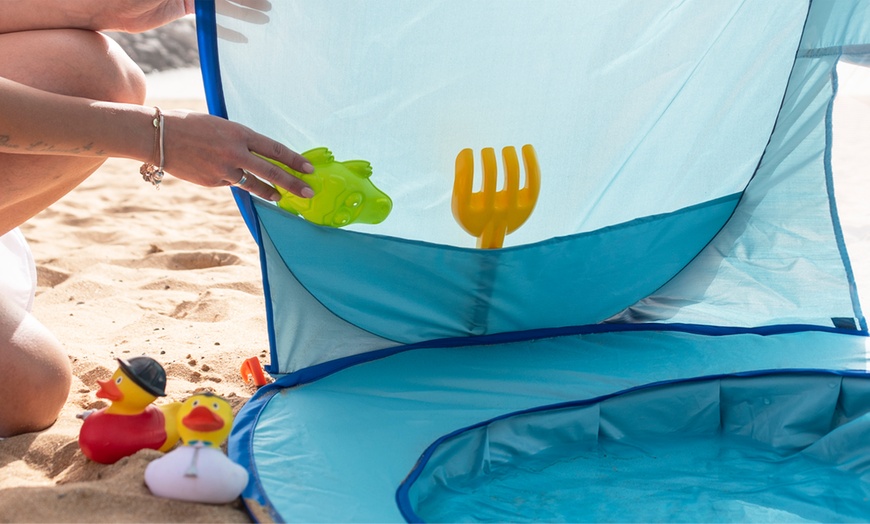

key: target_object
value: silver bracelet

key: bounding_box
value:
[139,106,165,188]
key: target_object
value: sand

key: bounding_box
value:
[0,59,867,523]
[0,85,260,522]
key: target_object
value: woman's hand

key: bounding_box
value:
[160,110,314,201]
[92,0,195,33]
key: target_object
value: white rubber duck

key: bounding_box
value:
[144,392,248,504]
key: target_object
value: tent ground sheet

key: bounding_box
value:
[230,330,870,522]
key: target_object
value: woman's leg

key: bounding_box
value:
[0,28,147,235]
[0,293,71,437]
[0,28,146,435]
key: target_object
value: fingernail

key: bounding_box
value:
[302,162,314,173]
[301,187,315,198]
[270,192,281,202]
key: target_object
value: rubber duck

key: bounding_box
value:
[144,392,248,504]
[78,356,180,464]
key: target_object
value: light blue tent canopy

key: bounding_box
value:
[194,1,870,521]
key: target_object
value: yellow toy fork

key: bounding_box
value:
[452,144,541,249]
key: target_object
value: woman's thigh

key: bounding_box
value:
[0,28,145,101]
[0,29,147,234]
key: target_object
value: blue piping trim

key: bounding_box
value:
[229,386,284,523]
[271,321,868,390]
[825,62,868,332]
[800,44,870,59]
[394,367,870,522]
[194,1,226,119]
[254,216,281,374]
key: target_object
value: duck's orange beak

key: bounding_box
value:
[96,379,123,401]
[182,406,225,432]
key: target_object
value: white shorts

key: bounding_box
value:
[0,228,37,312]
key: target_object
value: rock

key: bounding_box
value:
[105,17,199,74]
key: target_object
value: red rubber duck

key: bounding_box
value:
[78,356,180,464]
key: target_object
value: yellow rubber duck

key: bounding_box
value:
[175,391,234,447]
[144,392,248,504]
[78,357,180,464]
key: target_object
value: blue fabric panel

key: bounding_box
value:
[402,373,870,522]
[612,52,866,330]
[801,0,870,53]
[255,194,739,344]
[208,0,806,247]
[719,374,845,450]
[257,227,401,375]
[229,330,870,522]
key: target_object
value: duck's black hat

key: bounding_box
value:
[117,356,167,397]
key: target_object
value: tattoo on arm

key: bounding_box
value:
[0,135,19,149]
[0,135,104,155]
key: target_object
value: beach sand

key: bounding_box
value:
[0,61,867,523]
[0,77,258,522]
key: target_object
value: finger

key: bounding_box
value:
[217,0,272,23]
[249,135,314,175]
[233,0,273,11]
[246,151,315,199]
[231,171,283,202]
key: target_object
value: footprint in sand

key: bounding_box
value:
[148,251,242,270]
[105,204,162,214]
[36,266,71,287]
[76,364,113,389]
[25,437,81,479]
[166,290,230,322]
[164,362,222,384]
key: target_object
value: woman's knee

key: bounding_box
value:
[0,300,72,437]
[0,28,146,105]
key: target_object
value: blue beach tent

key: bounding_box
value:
[194,1,870,521]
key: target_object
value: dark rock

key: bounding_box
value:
[105,17,199,74]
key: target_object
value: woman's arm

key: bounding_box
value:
[0,0,94,33]
[0,0,194,34]
[0,76,314,200]
[0,76,150,159]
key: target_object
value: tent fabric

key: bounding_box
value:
[192,0,870,521]
[196,0,867,380]
[612,44,866,330]
[254,193,740,374]
[233,331,870,523]
[202,0,805,245]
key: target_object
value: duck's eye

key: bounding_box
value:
[192,400,200,407]
[213,402,220,410]
[115,377,123,385]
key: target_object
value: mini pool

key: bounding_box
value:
[399,371,870,522]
